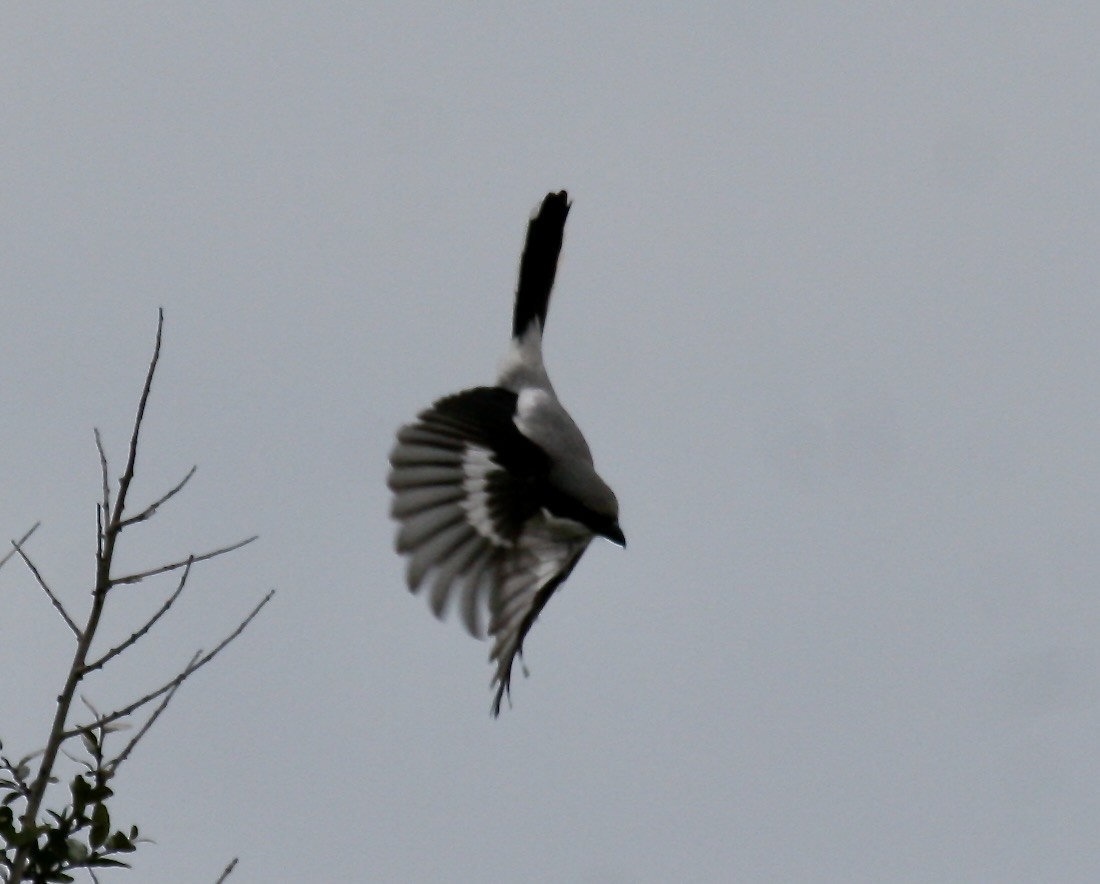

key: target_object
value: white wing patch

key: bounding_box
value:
[460,444,514,547]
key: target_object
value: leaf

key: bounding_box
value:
[71,774,91,803]
[81,731,99,756]
[86,856,130,868]
[0,807,19,845]
[67,836,90,862]
[90,802,110,848]
[88,782,114,803]
[105,830,136,853]
[9,825,41,846]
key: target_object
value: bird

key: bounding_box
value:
[387,191,625,716]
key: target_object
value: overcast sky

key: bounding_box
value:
[3,5,1100,882]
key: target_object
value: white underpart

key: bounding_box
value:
[460,444,512,547]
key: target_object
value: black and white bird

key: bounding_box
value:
[387,191,625,716]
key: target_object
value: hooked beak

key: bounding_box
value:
[602,521,626,548]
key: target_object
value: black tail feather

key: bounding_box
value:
[512,190,570,340]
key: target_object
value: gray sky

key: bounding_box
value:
[3,5,1100,882]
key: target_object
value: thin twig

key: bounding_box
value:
[118,465,197,529]
[0,521,39,571]
[94,428,110,521]
[110,535,258,586]
[108,652,200,773]
[95,428,110,562]
[0,522,39,572]
[83,560,194,675]
[62,589,275,740]
[109,308,163,534]
[11,538,81,637]
[214,858,239,884]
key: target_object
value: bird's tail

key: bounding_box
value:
[512,191,570,341]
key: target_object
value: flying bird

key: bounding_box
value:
[387,191,625,715]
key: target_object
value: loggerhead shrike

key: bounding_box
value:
[388,191,625,716]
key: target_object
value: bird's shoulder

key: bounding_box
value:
[419,386,550,475]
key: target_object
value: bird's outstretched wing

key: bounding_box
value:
[389,387,540,634]
[389,387,590,713]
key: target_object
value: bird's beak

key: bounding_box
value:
[603,522,626,548]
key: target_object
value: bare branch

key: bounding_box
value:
[95,428,110,563]
[84,560,194,675]
[8,313,168,884]
[108,652,199,774]
[7,313,271,884]
[62,589,275,739]
[11,537,81,637]
[94,428,110,521]
[110,535,258,586]
[118,465,197,529]
[214,858,239,884]
[109,308,163,532]
[0,522,39,571]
